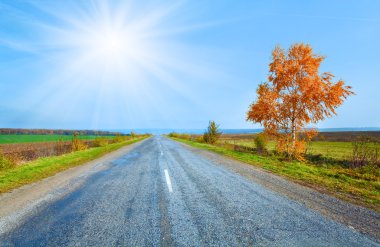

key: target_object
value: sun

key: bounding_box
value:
[99,32,124,54]
[74,24,135,66]
[91,27,128,58]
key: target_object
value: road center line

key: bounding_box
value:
[164,169,173,193]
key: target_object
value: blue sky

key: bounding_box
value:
[0,0,379,130]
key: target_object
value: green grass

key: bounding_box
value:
[224,140,353,160]
[0,137,148,193]
[0,134,115,144]
[307,141,353,160]
[172,137,380,212]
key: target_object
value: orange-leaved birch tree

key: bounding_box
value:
[247,43,353,159]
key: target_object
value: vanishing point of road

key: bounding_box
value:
[0,136,379,246]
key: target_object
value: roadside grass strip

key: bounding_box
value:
[0,137,148,193]
[170,137,380,212]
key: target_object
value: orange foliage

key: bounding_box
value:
[247,43,354,159]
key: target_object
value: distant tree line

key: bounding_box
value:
[0,128,127,136]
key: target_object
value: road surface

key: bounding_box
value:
[0,136,378,246]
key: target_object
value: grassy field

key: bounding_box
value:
[0,134,115,144]
[223,139,353,160]
[0,136,148,193]
[171,137,380,212]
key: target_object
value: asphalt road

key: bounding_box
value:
[0,136,378,246]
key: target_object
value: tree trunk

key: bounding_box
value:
[291,120,296,153]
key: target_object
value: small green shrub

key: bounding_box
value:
[179,133,191,140]
[203,121,222,144]
[254,133,268,153]
[113,133,127,143]
[168,132,191,140]
[72,133,88,151]
[130,131,137,138]
[351,136,380,167]
[0,152,16,170]
[93,137,109,147]
[195,136,204,143]
[168,132,180,138]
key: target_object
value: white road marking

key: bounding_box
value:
[158,142,164,156]
[164,169,173,193]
